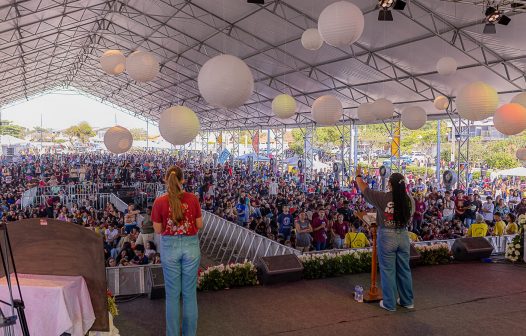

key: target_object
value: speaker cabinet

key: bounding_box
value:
[452,237,494,261]
[148,266,165,300]
[257,254,304,285]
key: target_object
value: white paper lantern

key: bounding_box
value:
[301,28,324,51]
[493,103,526,136]
[516,148,526,161]
[198,54,254,109]
[371,98,394,120]
[436,57,457,76]
[357,103,376,123]
[272,94,297,119]
[434,96,449,110]
[126,51,160,82]
[159,106,200,146]
[311,95,343,125]
[100,50,126,75]
[401,106,427,130]
[511,92,526,108]
[456,81,499,121]
[318,1,365,48]
[104,126,133,154]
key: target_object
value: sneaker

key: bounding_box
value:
[379,300,396,312]
[397,298,414,309]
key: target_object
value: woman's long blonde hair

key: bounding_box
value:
[165,166,184,222]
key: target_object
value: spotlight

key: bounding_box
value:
[483,6,511,33]
[483,23,496,34]
[247,0,264,4]
[377,0,406,21]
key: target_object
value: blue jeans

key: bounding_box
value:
[464,217,475,228]
[377,228,414,311]
[161,235,201,336]
[315,241,326,251]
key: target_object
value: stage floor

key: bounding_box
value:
[114,262,526,336]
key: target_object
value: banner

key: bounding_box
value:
[216,133,223,146]
[218,148,231,164]
[391,121,401,158]
[252,131,259,154]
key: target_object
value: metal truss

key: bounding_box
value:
[300,124,315,178]
[336,122,352,181]
[385,120,402,173]
[226,129,240,159]
[271,128,285,161]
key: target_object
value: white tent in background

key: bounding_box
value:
[0,135,29,146]
[313,160,331,170]
[496,167,526,177]
[236,153,270,162]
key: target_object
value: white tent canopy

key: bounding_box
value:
[0,135,29,146]
[496,167,526,177]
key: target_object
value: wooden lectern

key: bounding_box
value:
[355,212,382,302]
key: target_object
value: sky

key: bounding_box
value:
[1,89,157,133]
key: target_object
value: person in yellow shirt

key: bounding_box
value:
[493,212,506,236]
[467,214,488,237]
[344,224,370,248]
[505,213,518,235]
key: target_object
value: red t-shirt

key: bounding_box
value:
[151,192,202,236]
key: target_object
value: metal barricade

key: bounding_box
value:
[21,187,37,208]
[106,264,163,296]
[110,193,129,212]
[33,193,111,210]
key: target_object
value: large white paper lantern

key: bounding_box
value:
[311,95,343,125]
[272,94,297,119]
[159,106,200,146]
[371,98,394,120]
[493,103,526,136]
[318,1,364,48]
[511,92,526,108]
[126,51,159,82]
[401,106,427,130]
[104,126,133,154]
[434,96,449,110]
[436,57,457,76]
[301,28,324,51]
[100,50,126,75]
[456,81,498,121]
[198,54,254,109]
[516,148,526,161]
[357,103,376,123]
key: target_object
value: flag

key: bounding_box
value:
[252,130,259,154]
[216,133,222,146]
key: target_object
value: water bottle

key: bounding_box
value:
[354,285,364,303]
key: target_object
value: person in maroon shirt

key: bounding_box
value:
[151,166,203,336]
[332,213,349,249]
[311,208,328,250]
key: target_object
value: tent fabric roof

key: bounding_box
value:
[496,167,526,177]
[1,0,526,131]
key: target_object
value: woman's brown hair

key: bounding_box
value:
[165,166,184,222]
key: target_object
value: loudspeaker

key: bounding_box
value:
[409,244,421,266]
[452,237,494,261]
[148,267,165,299]
[257,254,303,285]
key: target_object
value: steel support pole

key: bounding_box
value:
[436,121,441,188]
[352,122,358,173]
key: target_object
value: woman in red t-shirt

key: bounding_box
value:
[151,166,203,336]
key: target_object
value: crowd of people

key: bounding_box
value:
[1,153,524,261]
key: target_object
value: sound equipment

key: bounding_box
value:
[257,254,303,285]
[409,244,421,266]
[452,237,494,261]
[147,266,165,299]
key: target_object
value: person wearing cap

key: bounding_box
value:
[481,196,495,225]
[467,214,488,237]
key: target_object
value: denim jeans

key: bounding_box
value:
[333,236,343,249]
[464,217,475,228]
[377,228,414,311]
[161,235,201,336]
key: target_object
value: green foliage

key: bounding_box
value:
[483,151,519,170]
[64,121,95,143]
[0,121,26,138]
[197,262,258,291]
[129,128,147,141]
[299,250,372,279]
[414,244,451,265]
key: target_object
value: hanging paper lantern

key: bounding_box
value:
[516,148,526,161]
[159,106,200,146]
[100,50,126,75]
[434,96,449,110]
[126,51,160,82]
[401,106,427,130]
[436,57,457,76]
[317,1,365,48]
[301,28,324,51]
[371,98,394,120]
[511,92,526,108]
[493,103,526,136]
[272,94,297,119]
[104,126,133,154]
[198,54,254,109]
[456,81,498,121]
[357,103,376,123]
[311,95,343,125]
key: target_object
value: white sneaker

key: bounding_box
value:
[379,300,396,312]
[397,298,414,309]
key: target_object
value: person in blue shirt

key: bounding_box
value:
[277,205,294,241]
[236,198,248,227]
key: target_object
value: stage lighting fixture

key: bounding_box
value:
[247,0,264,4]
[377,0,406,21]
[483,23,496,34]
[483,6,511,33]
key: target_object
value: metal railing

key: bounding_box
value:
[21,187,37,208]
[106,264,162,296]
[32,193,112,210]
[199,211,300,264]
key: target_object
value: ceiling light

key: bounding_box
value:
[378,0,406,21]
[483,5,511,33]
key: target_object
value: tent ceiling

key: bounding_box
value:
[1,0,526,130]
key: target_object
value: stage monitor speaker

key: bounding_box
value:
[409,244,421,266]
[452,237,494,261]
[257,254,303,285]
[148,266,165,300]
